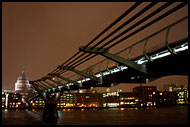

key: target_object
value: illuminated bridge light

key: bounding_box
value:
[85,78,90,81]
[77,80,82,83]
[175,44,188,52]
[120,66,128,70]
[66,83,73,86]
[103,71,110,76]
[151,50,171,60]
[58,86,63,88]
[135,57,148,65]
[137,60,148,64]
[95,74,102,78]
[110,68,120,73]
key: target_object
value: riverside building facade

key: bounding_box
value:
[2,85,186,109]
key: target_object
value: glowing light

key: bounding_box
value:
[120,102,124,105]
[85,78,90,81]
[152,51,171,60]
[109,63,116,67]
[95,74,102,77]
[120,108,124,111]
[110,68,120,73]
[103,71,110,76]
[121,66,128,70]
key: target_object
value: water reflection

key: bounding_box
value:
[2,106,188,125]
[120,108,124,111]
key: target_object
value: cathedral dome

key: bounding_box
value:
[17,70,29,81]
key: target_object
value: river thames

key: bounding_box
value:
[2,106,188,125]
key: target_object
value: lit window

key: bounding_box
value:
[148,95,152,97]
[120,102,124,105]
[160,93,163,95]
[153,92,156,94]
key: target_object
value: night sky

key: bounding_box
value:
[2,2,188,91]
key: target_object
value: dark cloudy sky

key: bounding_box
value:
[2,2,188,91]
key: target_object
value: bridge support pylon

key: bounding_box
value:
[43,103,58,119]
[42,92,61,119]
[29,81,61,119]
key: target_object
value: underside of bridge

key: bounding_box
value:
[78,48,188,86]
[27,2,188,119]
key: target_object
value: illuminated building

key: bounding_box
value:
[2,92,23,109]
[56,93,77,108]
[133,86,157,107]
[57,92,102,108]
[31,98,45,109]
[102,91,119,107]
[157,91,177,106]
[119,92,138,107]
[75,93,103,107]
[2,92,6,108]
[15,69,34,99]
[165,84,188,105]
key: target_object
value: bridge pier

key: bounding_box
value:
[29,81,62,119]
[43,103,58,119]
[41,92,61,119]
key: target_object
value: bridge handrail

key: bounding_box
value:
[115,16,188,56]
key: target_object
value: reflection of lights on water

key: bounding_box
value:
[58,111,62,117]
[81,109,84,111]
[120,108,124,111]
